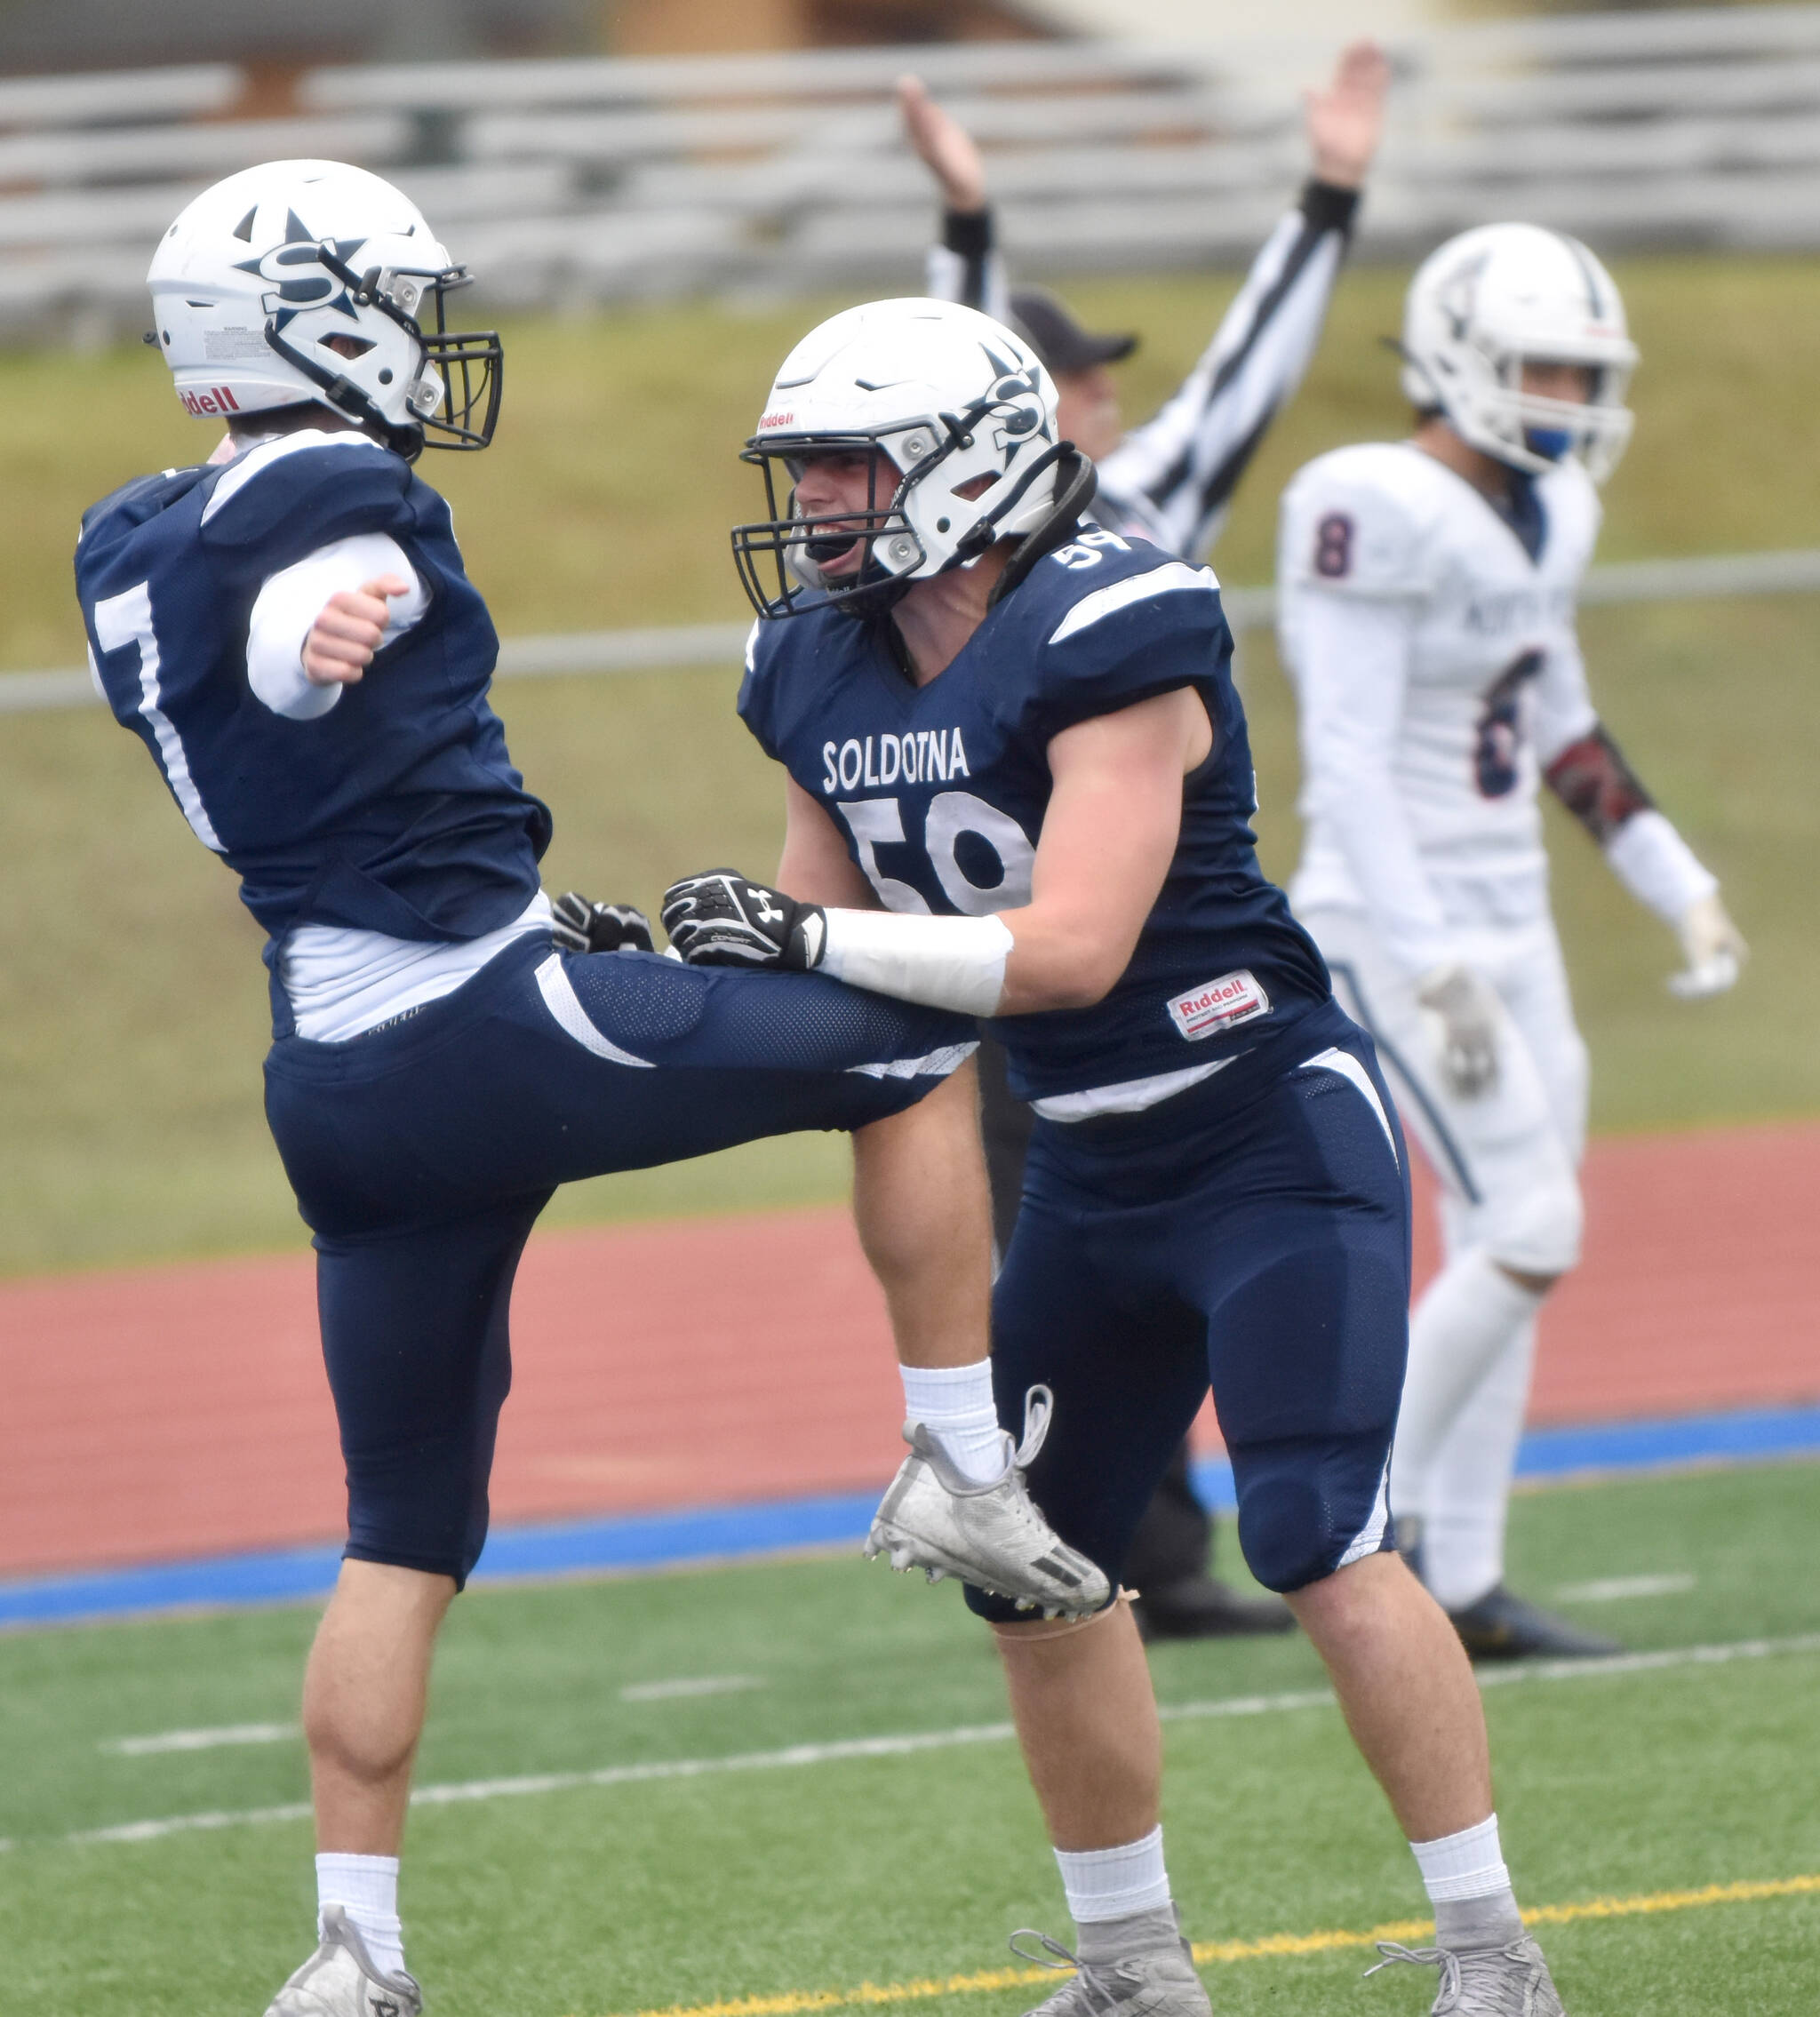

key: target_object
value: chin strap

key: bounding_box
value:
[826,442,1098,622]
[988,446,1098,606]
[261,316,422,459]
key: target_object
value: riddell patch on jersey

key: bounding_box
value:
[1168,969,1271,1041]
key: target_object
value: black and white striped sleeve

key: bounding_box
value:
[1097,181,1359,562]
[924,205,1013,325]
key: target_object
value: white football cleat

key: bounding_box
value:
[264,1906,423,2017]
[866,1384,1109,1616]
[1367,1933,1566,2015]
[1010,1925,1211,2017]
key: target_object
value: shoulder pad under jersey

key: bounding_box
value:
[1008,535,1231,745]
[196,429,414,560]
[79,464,210,545]
[1278,442,1450,601]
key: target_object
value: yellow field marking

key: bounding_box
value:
[590,1873,1820,2017]
[1524,1873,1820,1926]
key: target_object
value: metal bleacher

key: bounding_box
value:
[4,4,1820,340]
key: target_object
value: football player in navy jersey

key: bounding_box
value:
[898,48,1387,1637]
[76,164,1102,2017]
[657,299,1575,2017]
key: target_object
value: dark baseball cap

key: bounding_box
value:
[1008,286,1139,376]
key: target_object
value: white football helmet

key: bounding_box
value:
[731,297,1091,618]
[148,158,501,456]
[1400,222,1637,482]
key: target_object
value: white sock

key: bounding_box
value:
[900,1359,1007,1485]
[1393,1250,1545,1531]
[1421,1314,1537,1610]
[1055,1825,1173,1924]
[317,1853,405,1979]
[1410,1815,1522,1949]
[1409,1814,1511,1902]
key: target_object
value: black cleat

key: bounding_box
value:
[1131,1574,1295,1640]
[1447,1582,1623,1661]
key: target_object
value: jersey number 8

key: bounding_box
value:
[1313,512,1354,579]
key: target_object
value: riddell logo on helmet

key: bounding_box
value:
[180,386,241,417]
[1167,969,1271,1041]
[758,411,794,429]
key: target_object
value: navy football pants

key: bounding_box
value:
[263,934,974,1585]
[970,1007,1411,1614]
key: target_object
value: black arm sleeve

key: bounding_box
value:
[940,206,995,314]
[1298,178,1361,236]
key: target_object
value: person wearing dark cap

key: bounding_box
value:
[898,44,1389,1640]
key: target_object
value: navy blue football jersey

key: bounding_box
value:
[75,429,551,948]
[739,528,1331,1101]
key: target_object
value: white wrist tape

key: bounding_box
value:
[1603,809,1718,925]
[819,908,1013,1017]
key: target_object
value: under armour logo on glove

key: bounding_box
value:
[660,869,826,971]
[548,892,656,957]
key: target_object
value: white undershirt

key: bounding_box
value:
[281,892,553,1042]
[241,509,547,1041]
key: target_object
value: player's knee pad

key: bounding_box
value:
[1232,1432,1395,1594]
[1484,1164,1583,1278]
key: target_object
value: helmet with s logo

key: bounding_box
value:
[148,158,501,458]
[732,297,1084,618]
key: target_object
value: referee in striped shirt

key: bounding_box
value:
[898,42,1390,1638]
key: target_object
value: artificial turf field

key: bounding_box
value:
[3,1460,1816,2015]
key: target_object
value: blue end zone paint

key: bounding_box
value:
[1187,1403,1820,1514]
[0,1490,885,1630]
[6,1406,1818,1630]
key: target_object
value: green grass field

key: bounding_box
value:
[2,1460,1817,2014]
[2,255,1817,1272]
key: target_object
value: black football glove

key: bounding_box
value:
[548,890,656,957]
[660,869,826,970]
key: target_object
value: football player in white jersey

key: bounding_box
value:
[1276,223,1745,1658]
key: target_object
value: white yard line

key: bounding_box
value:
[1554,1574,1697,1604]
[78,1798,315,1844]
[619,1676,764,1702]
[101,1721,299,1756]
[60,1632,1820,1850]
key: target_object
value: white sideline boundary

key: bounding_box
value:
[47,1630,1820,1853]
[10,547,1820,717]
[100,1720,298,1756]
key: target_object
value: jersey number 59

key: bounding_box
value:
[837,793,1036,916]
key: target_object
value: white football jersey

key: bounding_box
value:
[1276,441,1602,975]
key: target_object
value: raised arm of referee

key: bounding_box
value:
[900,43,1390,562]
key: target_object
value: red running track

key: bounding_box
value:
[2,1122,1816,1580]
